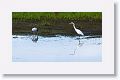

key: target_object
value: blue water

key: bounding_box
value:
[12,35,102,62]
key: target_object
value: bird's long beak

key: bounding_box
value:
[69,23,72,24]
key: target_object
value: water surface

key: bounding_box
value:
[12,35,102,62]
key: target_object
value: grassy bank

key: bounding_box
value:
[12,12,102,36]
[13,12,102,21]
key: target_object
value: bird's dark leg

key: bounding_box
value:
[79,35,80,45]
[34,31,38,36]
[37,29,38,35]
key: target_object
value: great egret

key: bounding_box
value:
[69,22,84,36]
[69,22,84,45]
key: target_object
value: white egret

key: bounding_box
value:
[69,22,84,36]
[69,22,84,45]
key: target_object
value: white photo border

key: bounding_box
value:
[0,0,114,74]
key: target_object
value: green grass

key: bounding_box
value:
[12,12,102,36]
[12,12,102,21]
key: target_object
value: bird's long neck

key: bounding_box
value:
[73,24,76,30]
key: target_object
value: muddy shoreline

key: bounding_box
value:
[12,20,102,36]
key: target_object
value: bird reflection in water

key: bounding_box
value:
[70,38,84,55]
[69,22,84,55]
[31,35,38,43]
[74,39,84,55]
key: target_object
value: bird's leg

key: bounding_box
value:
[34,31,38,36]
[36,32,38,36]
[79,35,80,45]
[79,40,80,45]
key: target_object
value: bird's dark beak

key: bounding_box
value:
[69,23,72,24]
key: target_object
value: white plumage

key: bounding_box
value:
[69,22,84,36]
[32,27,38,33]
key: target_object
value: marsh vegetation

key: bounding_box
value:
[12,12,102,36]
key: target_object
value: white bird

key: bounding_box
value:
[32,27,38,33]
[31,24,38,43]
[32,24,38,33]
[69,22,84,55]
[69,22,84,36]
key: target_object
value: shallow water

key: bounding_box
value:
[12,35,102,62]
